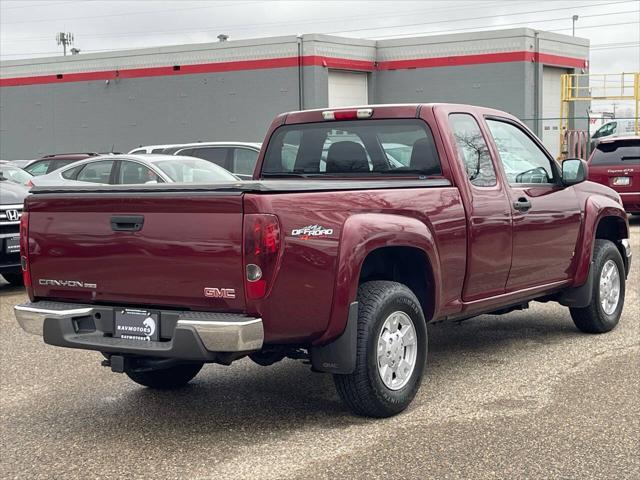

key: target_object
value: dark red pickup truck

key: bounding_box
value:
[15,104,631,417]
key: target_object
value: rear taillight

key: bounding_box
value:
[243,214,281,299]
[19,211,32,289]
[25,179,34,188]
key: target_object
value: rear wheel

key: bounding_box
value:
[334,281,427,418]
[2,273,23,286]
[126,363,203,389]
[570,239,625,333]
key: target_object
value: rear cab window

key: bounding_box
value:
[448,113,496,187]
[262,119,442,177]
[591,139,640,165]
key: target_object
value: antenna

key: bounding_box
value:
[56,32,74,56]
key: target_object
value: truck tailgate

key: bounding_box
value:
[27,193,245,311]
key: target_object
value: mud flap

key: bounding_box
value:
[558,261,594,308]
[310,302,358,374]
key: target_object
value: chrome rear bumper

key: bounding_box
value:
[15,301,263,358]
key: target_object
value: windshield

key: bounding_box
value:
[591,139,640,165]
[0,163,32,184]
[262,119,442,177]
[154,158,238,183]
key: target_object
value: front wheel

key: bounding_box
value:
[570,239,625,333]
[334,281,428,418]
[126,363,203,389]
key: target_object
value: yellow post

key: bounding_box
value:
[635,73,639,135]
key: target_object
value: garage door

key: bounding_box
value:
[328,70,368,108]
[542,67,566,159]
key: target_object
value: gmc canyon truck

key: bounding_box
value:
[15,104,631,418]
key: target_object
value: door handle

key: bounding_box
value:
[111,215,144,232]
[513,197,532,212]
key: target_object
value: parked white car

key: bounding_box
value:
[128,144,179,154]
[162,142,262,179]
[31,154,239,187]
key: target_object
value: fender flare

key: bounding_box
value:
[314,212,441,347]
[572,196,629,288]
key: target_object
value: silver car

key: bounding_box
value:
[31,154,239,187]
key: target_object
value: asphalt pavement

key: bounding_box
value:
[1,219,638,479]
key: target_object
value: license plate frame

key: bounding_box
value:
[114,308,160,341]
[4,236,20,254]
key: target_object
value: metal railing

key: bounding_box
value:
[560,72,639,159]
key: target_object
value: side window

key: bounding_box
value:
[26,160,50,176]
[49,159,75,173]
[190,148,229,169]
[449,113,496,187]
[150,148,165,154]
[486,119,555,184]
[61,165,83,180]
[232,148,259,176]
[76,160,114,184]
[117,161,161,184]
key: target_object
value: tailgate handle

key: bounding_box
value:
[111,215,144,232]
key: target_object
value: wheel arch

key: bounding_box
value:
[314,213,441,346]
[572,197,629,287]
[358,246,436,324]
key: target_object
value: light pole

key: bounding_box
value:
[572,15,579,37]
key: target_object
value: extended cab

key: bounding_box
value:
[15,104,632,417]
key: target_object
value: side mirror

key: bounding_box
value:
[562,158,588,186]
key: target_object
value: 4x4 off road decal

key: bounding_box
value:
[291,224,334,240]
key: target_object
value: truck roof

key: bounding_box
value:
[281,103,518,125]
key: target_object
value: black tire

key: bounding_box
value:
[2,273,24,286]
[126,363,203,389]
[334,281,428,418]
[570,239,625,333]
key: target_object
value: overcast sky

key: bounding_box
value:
[1,0,638,110]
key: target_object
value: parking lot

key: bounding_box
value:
[0,217,636,479]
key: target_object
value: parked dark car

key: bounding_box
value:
[587,136,640,214]
[24,153,100,176]
[0,179,29,285]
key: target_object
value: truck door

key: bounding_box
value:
[447,113,513,301]
[485,117,582,291]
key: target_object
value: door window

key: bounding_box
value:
[48,159,76,173]
[232,148,259,175]
[190,147,229,169]
[593,122,617,139]
[61,164,84,180]
[76,160,114,184]
[25,160,51,176]
[449,114,496,187]
[487,119,556,184]
[117,161,161,184]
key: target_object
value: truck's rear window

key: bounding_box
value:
[262,119,441,177]
[591,139,640,165]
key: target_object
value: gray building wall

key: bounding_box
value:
[373,62,530,122]
[0,65,335,158]
[0,29,588,159]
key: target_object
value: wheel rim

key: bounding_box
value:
[599,259,621,315]
[376,311,418,391]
